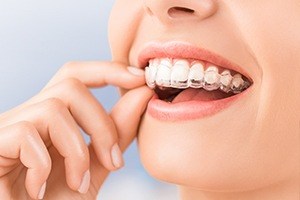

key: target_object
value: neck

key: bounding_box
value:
[179,179,300,200]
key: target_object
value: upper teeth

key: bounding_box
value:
[145,58,250,93]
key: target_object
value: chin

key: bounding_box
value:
[137,88,295,192]
[131,41,298,193]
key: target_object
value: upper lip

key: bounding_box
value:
[137,41,252,81]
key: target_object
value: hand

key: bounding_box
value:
[0,61,153,199]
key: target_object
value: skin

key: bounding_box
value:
[0,61,153,199]
[109,0,300,199]
[0,0,299,199]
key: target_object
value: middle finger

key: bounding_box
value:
[33,78,124,171]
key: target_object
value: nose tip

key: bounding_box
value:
[144,0,218,23]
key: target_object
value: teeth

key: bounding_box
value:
[219,70,233,93]
[145,67,151,87]
[145,58,250,93]
[203,66,220,91]
[155,59,172,87]
[160,58,173,68]
[171,60,190,88]
[188,62,205,88]
[231,74,245,94]
[145,59,159,88]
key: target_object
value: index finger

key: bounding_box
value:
[44,61,145,90]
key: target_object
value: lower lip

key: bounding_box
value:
[146,89,251,121]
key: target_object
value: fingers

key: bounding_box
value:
[110,86,154,150]
[15,60,146,174]
[0,122,51,199]
[44,61,145,90]
[0,60,152,198]
[34,61,146,171]
[4,98,91,194]
[86,86,154,192]
[29,79,121,171]
[27,99,91,193]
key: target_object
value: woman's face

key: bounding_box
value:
[108,0,300,192]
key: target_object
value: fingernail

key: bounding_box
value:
[127,66,145,76]
[111,143,124,169]
[78,170,90,194]
[38,182,46,199]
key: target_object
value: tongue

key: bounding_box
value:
[172,88,231,103]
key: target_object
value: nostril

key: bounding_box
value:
[172,7,195,13]
[168,7,195,18]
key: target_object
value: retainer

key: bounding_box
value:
[145,58,251,94]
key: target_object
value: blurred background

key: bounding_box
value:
[0,0,178,199]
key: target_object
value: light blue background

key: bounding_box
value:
[0,1,178,199]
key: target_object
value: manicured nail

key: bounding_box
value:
[78,170,90,194]
[127,66,145,76]
[111,143,124,169]
[38,182,46,199]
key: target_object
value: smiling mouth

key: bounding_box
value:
[138,41,253,121]
[145,58,252,103]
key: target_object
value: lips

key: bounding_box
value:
[138,41,252,80]
[137,41,253,121]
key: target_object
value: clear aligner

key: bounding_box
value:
[145,59,250,93]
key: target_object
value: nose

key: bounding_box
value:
[144,0,218,23]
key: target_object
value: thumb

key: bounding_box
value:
[110,86,154,151]
[87,86,153,193]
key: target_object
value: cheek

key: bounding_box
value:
[138,90,299,192]
[138,112,258,191]
[226,1,300,126]
[108,0,143,62]
[238,1,300,181]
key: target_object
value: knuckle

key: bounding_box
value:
[43,97,66,113]
[35,156,52,177]
[39,155,52,172]
[12,123,52,174]
[15,121,37,136]
[76,147,90,163]
[62,78,84,91]
[14,121,42,146]
[58,61,79,78]
[61,61,78,72]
